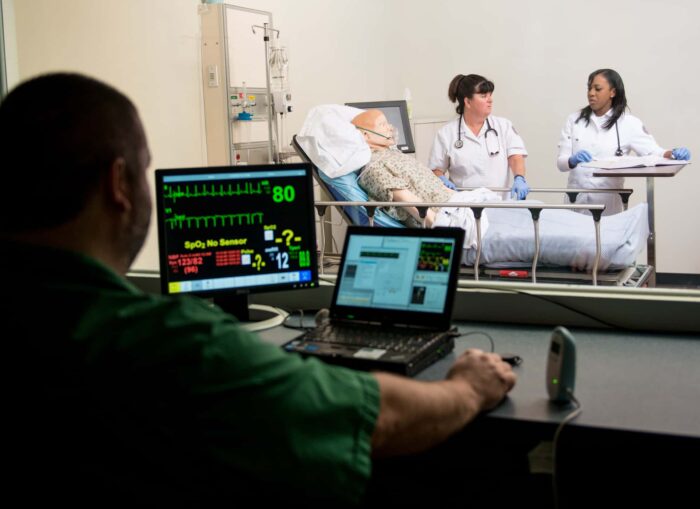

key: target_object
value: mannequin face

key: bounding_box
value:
[588,73,616,116]
[352,110,396,149]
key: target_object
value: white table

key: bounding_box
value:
[591,164,687,286]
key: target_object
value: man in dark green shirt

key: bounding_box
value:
[0,73,515,506]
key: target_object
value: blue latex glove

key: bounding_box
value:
[438,175,457,190]
[672,147,691,160]
[568,150,593,168]
[511,175,529,200]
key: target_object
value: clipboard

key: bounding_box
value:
[581,155,690,170]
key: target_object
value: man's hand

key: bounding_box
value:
[446,349,516,411]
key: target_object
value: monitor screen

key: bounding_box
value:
[345,100,415,153]
[155,163,318,323]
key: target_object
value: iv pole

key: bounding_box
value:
[252,23,279,163]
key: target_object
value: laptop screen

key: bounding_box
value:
[331,226,464,328]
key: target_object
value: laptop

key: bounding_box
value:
[283,226,465,376]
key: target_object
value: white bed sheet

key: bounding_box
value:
[461,203,648,271]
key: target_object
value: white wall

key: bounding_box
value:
[6,0,389,270]
[383,0,700,273]
[8,0,207,269]
[229,0,389,141]
[4,0,699,274]
[1,0,18,86]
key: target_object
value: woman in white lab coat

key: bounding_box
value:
[557,68,691,215]
[429,74,530,200]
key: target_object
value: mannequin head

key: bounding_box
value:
[351,109,396,150]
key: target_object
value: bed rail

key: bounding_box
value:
[456,187,634,211]
[314,200,606,285]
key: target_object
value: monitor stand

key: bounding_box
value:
[213,294,288,332]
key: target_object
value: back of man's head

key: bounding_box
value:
[0,73,144,233]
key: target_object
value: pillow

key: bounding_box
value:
[297,105,371,178]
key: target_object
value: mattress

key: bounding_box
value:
[461,203,648,271]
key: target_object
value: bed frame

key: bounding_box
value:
[291,136,649,287]
[314,199,651,287]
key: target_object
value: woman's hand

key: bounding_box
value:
[568,150,593,168]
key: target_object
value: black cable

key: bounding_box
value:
[519,290,619,329]
[280,308,313,331]
[551,390,582,509]
[459,331,495,352]
[459,283,622,329]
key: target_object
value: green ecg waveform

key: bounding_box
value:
[163,181,268,202]
[166,212,264,230]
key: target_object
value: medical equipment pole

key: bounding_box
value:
[253,23,279,163]
[263,23,276,163]
[269,45,291,158]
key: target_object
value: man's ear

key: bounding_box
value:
[107,157,132,212]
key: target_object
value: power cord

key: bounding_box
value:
[280,308,313,331]
[458,282,622,329]
[459,330,496,353]
[551,389,582,509]
[520,291,619,329]
[319,275,338,285]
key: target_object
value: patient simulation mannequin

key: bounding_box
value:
[352,109,455,227]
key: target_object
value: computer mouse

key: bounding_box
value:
[498,353,523,366]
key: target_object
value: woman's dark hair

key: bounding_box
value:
[576,68,628,130]
[448,74,495,115]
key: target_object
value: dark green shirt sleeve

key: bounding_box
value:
[83,293,380,505]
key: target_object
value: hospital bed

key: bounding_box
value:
[292,108,651,287]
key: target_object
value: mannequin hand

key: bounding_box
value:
[438,175,457,190]
[511,175,529,200]
[568,150,593,168]
[671,147,691,161]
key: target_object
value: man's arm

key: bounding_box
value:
[370,349,515,457]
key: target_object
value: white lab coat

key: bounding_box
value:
[557,109,665,215]
[429,116,528,195]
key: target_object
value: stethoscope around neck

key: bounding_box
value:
[454,116,500,156]
[574,119,623,157]
[613,121,623,157]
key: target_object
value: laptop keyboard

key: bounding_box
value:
[302,324,442,353]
